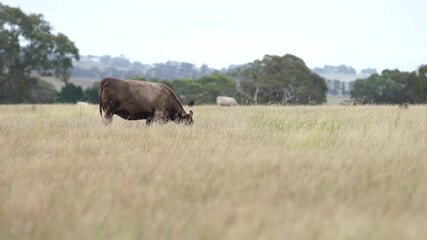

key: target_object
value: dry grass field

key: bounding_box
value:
[1,104,427,240]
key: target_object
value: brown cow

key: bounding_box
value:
[99,77,193,125]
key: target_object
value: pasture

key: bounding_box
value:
[1,104,427,240]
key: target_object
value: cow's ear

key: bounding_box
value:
[189,110,193,116]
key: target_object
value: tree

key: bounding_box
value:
[360,68,377,75]
[111,55,131,68]
[199,64,213,77]
[170,79,203,103]
[99,55,112,65]
[57,83,84,103]
[83,82,100,104]
[0,3,79,103]
[233,59,265,103]
[179,62,196,79]
[350,66,427,104]
[416,65,427,102]
[28,79,58,103]
[196,74,237,103]
[233,54,327,104]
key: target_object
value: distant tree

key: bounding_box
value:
[326,79,341,95]
[312,67,326,74]
[111,55,131,68]
[99,55,112,65]
[233,54,327,104]
[57,83,84,103]
[179,62,196,79]
[336,65,357,74]
[360,68,377,75]
[196,74,236,103]
[28,79,58,103]
[313,65,357,75]
[233,59,265,103]
[170,79,203,103]
[0,3,79,103]
[130,61,148,72]
[145,62,177,80]
[415,65,427,102]
[351,67,427,104]
[199,64,213,77]
[83,82,100,104]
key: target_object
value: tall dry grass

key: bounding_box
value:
[1,104,427,240]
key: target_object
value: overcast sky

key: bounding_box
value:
[3,0,427,71]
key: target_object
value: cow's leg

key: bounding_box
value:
[153,111,167,124]
[146,116,154,125]
[101,100,115,125]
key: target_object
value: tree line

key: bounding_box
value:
[33,64,427,106]
[351,67,427,104]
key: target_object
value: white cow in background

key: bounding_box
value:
[76,101,91,106]
[216,96,238,106]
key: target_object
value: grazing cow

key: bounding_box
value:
[99,77,193,125]
[216,96,238,106]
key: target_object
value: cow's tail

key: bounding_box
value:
[99,77,109,118]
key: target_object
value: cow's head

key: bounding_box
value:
[183,110,194,125]
[175,110,193,125]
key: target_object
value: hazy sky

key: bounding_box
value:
[3,0,427,71]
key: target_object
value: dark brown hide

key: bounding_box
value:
[99,77,193,125]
